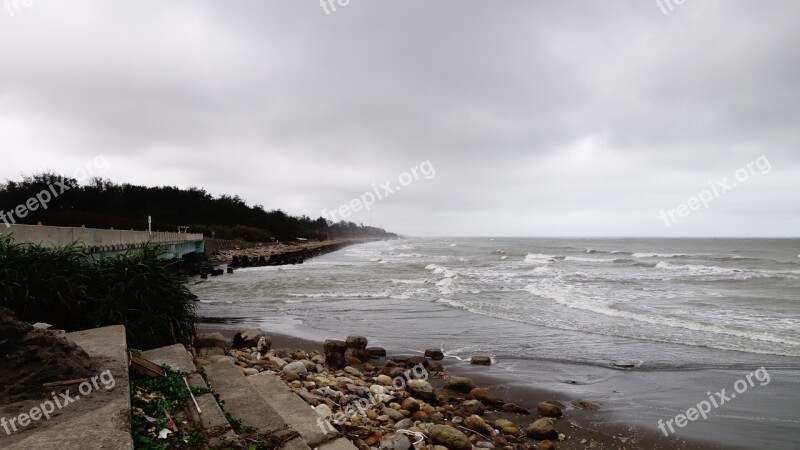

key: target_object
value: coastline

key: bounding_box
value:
[197,322,729,450]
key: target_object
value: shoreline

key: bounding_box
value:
[197,322,729,450]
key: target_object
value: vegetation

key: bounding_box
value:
[130,365,208,450]
[0,236,197,349]
[0,173,395,241]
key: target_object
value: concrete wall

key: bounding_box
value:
[0,224,204,259]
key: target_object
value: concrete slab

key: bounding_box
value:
[204,361,310,449]
[0,325,133,450]
[248,372,338,447]
[141,343,196,373]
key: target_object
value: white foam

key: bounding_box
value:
[524,281,800,349]
[632,253,685,258]
[565,256,622,263]
[524,253,557,264]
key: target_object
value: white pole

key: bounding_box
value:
[148,216,152,236]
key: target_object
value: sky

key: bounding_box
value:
[1,1,798,237]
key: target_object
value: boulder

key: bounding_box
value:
[268,356,288,370]
[527,418,557,440]
[465,414,488,432]
[502,403,530,414]
[425,348,444,360]
[380,433,413,450]
[324,339,347,369]
[471,356,491,366]
[367,347,387,357]
[346,335,368,349]
[428,424,472,450]
[283,361,308,376]
[537,402,563,418]
[469,388,503,405]
[406,379,436,403]
[461,399,486,416]
[240,329,266,347]
[445,376,476,393]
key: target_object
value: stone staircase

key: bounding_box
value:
[143,343,357,450]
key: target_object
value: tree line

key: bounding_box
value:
[0,173,395,242]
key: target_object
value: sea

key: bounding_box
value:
[191,237,800,449]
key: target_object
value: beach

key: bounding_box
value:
[192,238,800,449]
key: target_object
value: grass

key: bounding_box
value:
[0,235,197,349]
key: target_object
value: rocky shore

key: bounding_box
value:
[207,239,382,267]
[193,329,647,450]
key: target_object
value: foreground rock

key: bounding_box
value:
[527,418,558,440]
[428,424,473,450]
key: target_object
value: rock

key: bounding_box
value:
[406,379,436,403]
[346,335,368,349]
[428,424,473,450]
[425,348,444,360]
[538,440,556,449]
[300,359,317,372]
[571,399,601,411]
[429,361,444,372]
[268,356,288,369]
[380,433,412,450]
[344,366,362,377]
[283,361,308,376]
[233,332,245,348]
[461,399,486,416]
[407,356,429,368]
[345,354,364,365]
[367,347,387,357]
[31,323,52,330]
[502,402,530,414]
[324,339,347,369]
[395,418,414,430]
[475,443,494,449]
[376,374,393,386]
[471,356,491,366]
[384,407,405,421]
[469,388,503,405]
[501,426,521,437]
[401,398,420,413]
[240,329,266,347]
[465,415,488,432]
[195,332,229,349]
[527,418,557,440]
[494,419,514,429]
[243,368,259,376]
[256,336,271,353]
[445,376,476,393]
[537,402,563,418]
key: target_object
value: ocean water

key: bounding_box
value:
[193,238,800,370]
[192,238,800,448]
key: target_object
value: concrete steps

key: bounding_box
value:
[141,344,239,447]
[141,344,358,450]
[203,360,311,450]
[0,325,133,450]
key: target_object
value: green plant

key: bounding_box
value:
[0,237,197,349]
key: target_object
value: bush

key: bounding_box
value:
[0,235,197,349]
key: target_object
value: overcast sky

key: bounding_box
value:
[1,1,798,236]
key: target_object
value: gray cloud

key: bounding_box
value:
[1,0,798,236]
